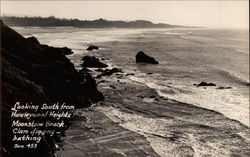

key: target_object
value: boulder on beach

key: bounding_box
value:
[96,68,123,78]
[81,56,108,68]
[135,51,159,64]
[87,45,99,51]
[126,73,135,76]
[217,86,232,90]
[195,82,216,87]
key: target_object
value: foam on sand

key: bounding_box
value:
[128,75,249,127]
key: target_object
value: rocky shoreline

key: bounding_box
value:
[0,21,104,156]
[0,21,160,157]
[54,57,250,157]
[2,22,250,157]
[54,44,250,157]
[66,44,250,156]
[97,74,250,156]
[84,67,250,157]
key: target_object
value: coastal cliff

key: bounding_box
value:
[1,16,177,28]
[0,21,103,156]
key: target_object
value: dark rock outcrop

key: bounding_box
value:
[217,86,232,90]
[96,68,123,78]
[55,47,73,55]
[27,36,40,46]
[195,82,216,87]
[87,45,99,51]
[78,71,104,103]
[0,21,103,156]
[125,73,135,76]
[135,51,159,64]
[79,67,91,73]
[41,45,73,55]
[27,36,73,55]
[81,56,108,68]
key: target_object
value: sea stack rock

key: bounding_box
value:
[81,56,108,68]
[196,82,216,87]
[87,45,99,51]
[135,51,159,64]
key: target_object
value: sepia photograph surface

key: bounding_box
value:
[0,0,249,157]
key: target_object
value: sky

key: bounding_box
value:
[0,1,249,29]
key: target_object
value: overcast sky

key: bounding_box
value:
[1,1,249,28]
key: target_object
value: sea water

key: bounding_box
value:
[13,27,249,127]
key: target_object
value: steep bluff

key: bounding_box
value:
[0,21,104,156]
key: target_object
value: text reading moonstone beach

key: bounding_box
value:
[10,102,75,149]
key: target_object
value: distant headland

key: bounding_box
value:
[1,16,184,28]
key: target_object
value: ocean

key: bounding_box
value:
[13,27,250,156]
[14,27,249,126]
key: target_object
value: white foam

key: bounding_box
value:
[163,85,249,127]
[129,75,249,127]
[18,26,249,127]
[164,31,185,35]
[98,106,235,157]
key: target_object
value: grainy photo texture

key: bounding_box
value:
[0,1,249,157]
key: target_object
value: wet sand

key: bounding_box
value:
[56,72,250,157]
[55,107,159,157]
